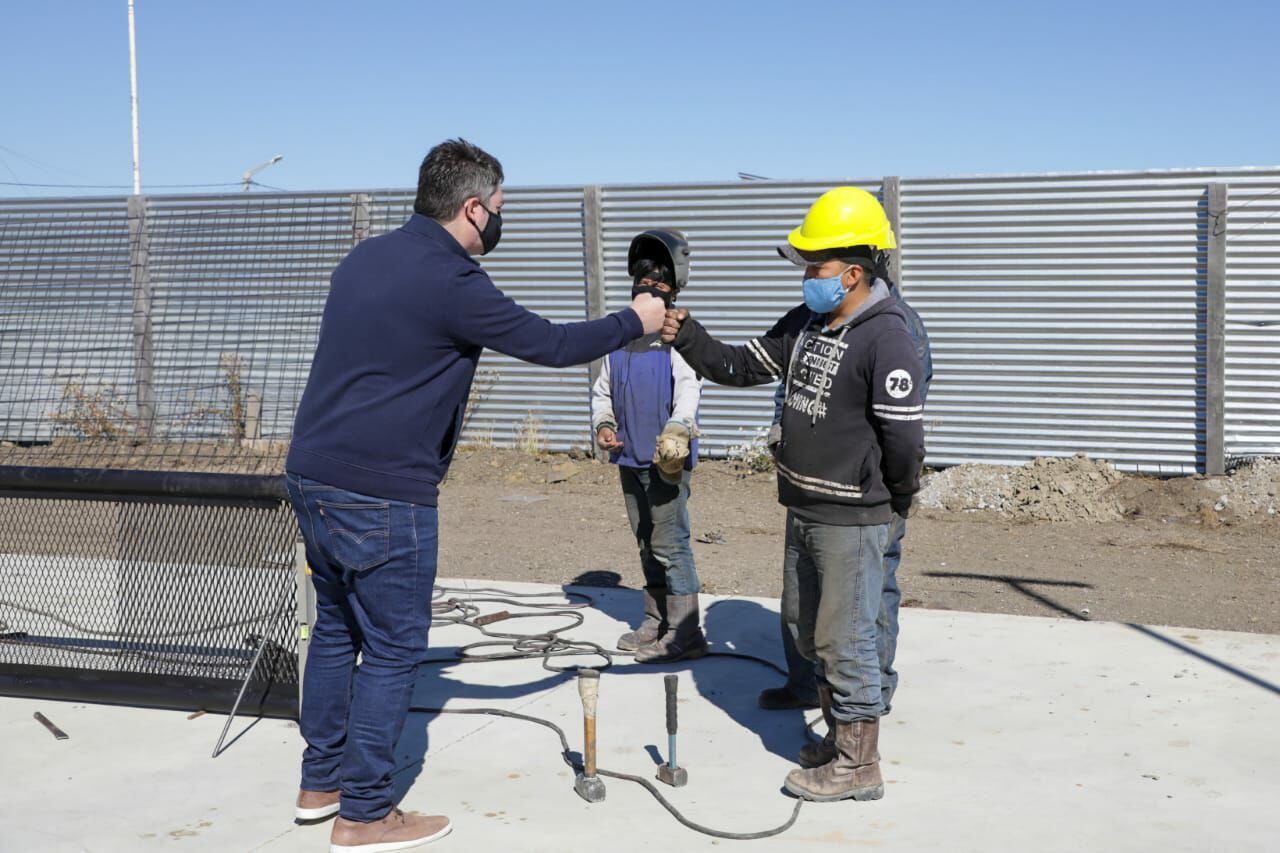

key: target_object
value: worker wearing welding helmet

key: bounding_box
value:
[591,229,706,663]
[660,188,926,803]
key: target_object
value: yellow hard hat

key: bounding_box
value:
[779,187,897,265]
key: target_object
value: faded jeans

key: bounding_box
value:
[781,511,890,722]
[618,465,699,596]
[781,513,907,713]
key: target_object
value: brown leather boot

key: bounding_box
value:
[617,586,666,651]
[329,809,452,852]
[295,788,340,822]
[784,718,884,802]
[798,685,836,768]
[634,594,708,663]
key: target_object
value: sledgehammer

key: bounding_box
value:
[574,668,606,803]
[656,673,688,787]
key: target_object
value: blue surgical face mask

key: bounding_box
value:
[802,266,852,314]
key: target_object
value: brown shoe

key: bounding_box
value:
[295,789,340,822]
[617,586,667,651]
[798,685,836,768]
[784,718,884,803]
[330,809,452,852]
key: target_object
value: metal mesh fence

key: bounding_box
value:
[0,491,298,714]
[0,193,351,473]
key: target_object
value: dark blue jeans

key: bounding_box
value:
[773,512,896,717]
[286,473,438,822]
[618,465,699,596]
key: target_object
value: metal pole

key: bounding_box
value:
[582,186,608,460]
[882,176,903,291]
[1205,183,1228,476]
[127,194,154,437]
[351,192,372,245]
[127,0,142,195]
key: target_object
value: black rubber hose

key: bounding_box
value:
[408,584,814,839]
[408,704,804,841]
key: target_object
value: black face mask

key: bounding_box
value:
[471,203,502,255]
[632,284,674,308]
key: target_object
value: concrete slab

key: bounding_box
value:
[2,579,1277,852]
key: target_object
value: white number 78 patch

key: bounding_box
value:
[886,369,914,399]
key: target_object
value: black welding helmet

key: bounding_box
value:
[627,229,691,291]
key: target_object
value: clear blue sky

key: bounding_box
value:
[2,0,1278,195]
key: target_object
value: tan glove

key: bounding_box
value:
[654,421,692,483]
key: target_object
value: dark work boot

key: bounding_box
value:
[634,594,708,663]
[784,718,884,803]
[617,586,666,651]
[798,685,836,768]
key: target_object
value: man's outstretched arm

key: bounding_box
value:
[661,308,790,388]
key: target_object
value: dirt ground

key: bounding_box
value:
[437,449,1280,635]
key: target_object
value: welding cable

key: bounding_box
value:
[428,587,616,672]
[410,583,819,839]
[407,703,805,841]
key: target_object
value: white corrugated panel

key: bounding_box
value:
[599,180,881,455]
[1224,181,1280,458]
[900,167,1280,474]
[370,187,593,451]
[0,197,134,443]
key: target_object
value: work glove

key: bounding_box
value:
[890,492,915,518]
[654,421,692,484]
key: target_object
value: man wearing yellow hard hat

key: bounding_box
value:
[660,187,926,803]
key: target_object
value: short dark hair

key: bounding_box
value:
[414,138,504,220]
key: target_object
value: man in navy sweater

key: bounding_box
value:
[284,139,665,852]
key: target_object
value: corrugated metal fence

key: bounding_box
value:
[2,167,1277,474]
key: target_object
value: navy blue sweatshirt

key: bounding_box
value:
[287,214,644,505]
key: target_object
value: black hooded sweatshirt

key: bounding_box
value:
[672,293,926,525]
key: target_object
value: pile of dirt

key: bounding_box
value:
[915,464,1013,513]
[1215,457,1280,520]
[1005,454,1127,521]
[918,453,1125,522]
[920,453,1279,525]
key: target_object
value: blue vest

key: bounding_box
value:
[608,333,698,470]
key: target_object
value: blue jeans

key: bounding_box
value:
[781,513,907,713]
[286,473,438,822]
[618,465,699,596]
[781,512,890,722]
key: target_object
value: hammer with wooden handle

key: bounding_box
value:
[573,668,606,803]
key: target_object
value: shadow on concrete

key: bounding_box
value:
[560,579,806,762]
[925,570,1280,698]
[698,598,806,762]
[923,571,1093,621]
[393,646,573,803]
[390,576,815,804]
[1125,623,1280,697]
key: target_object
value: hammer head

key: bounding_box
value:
[574,773,606,803]
[656,764,688,787]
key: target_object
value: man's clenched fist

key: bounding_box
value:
[630,292,667,335]
[660,308,688,343]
